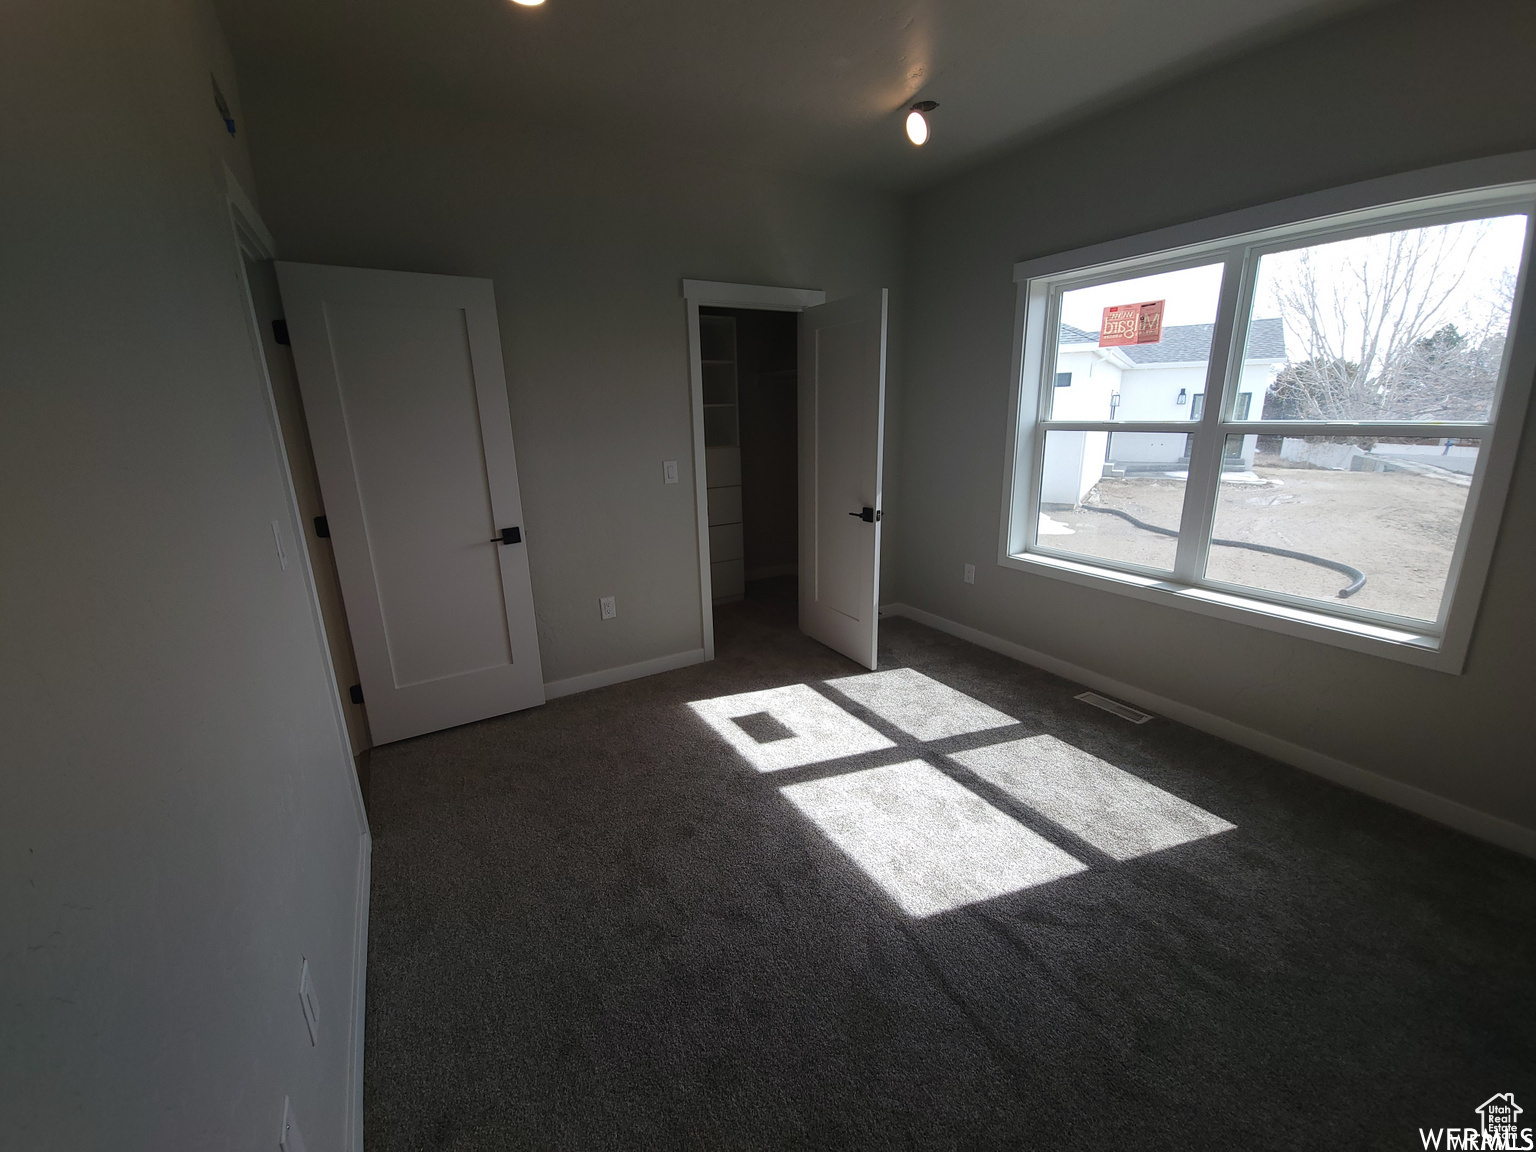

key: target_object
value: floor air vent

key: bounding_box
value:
[1075,691,1154,724]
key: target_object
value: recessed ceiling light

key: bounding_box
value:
[906,100,938,146]
[511,0,545,6]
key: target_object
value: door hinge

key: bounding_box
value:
[313,515,329,538]
[349,684,364,705]
[272,318,290,346]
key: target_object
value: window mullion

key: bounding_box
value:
[1174,250,1252,583]
[1220,421,1494,438]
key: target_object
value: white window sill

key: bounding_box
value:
[999,550,1465,673]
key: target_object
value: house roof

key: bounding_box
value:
[1060,317,1286,364]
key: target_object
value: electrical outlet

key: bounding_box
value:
[663,460,679,484]
[298,958,318,1046]
[963,564,976,585]
[599,596,617,620]
[280,1097,308,1152]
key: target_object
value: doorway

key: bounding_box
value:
[684,280,824,660]
[699,305,800,633]
[685,279,890,670]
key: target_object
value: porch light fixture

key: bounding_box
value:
[1177,388,1187,404]
[906,100,938,146]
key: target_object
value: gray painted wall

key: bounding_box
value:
[234,73,905,684]
[1,1,367,1146]
[898,0,1536,835]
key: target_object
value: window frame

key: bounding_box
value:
[999,153,1536,673]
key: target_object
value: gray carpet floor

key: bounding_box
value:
[364,579,1536,1150]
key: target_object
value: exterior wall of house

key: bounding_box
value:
[1040,429,1110,506]
[1111,363,1205,467]
[1051,347,1278,478]
[1051,349,1121,420]
[1115,364,1203,421]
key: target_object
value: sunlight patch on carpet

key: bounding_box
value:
[688,684,896,772]
[825,667,1018,741]
[780,760,1086,917]
[951,735,1235,860]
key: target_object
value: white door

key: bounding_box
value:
[798,289,888,669]
[275,262,544,744]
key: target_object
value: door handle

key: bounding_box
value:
[848,507,881,523]
[491,526,522,544]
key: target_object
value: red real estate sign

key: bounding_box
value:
[1099,300,1166,346]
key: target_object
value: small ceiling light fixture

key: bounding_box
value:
[906,100,938,146]
[510,0,545,6]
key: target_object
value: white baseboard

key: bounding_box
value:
[745,564,798,581]
[345,829,371,1152]
[544,648,707,700]
[880,602,1536,859]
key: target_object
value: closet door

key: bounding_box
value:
[798,289,888,670]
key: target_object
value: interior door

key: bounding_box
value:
[798,289,888,669]
[275,262,544,743]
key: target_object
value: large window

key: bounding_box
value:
[1003,163,1536,670]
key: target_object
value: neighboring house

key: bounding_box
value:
[1042,318,1286,505]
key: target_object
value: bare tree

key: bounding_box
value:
[1263,222,1510,422]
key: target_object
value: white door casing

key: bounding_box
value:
[681,279,825,660]
[275,262,544,744]
[798,289,889,669]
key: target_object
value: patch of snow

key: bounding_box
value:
[1038,513,1075,536]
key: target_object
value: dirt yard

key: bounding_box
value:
[1041,453,1472,623]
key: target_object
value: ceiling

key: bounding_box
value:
[213,0,1379,190]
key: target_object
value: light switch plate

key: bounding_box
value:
[663,460,679,484]
[298,958,318,1046]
